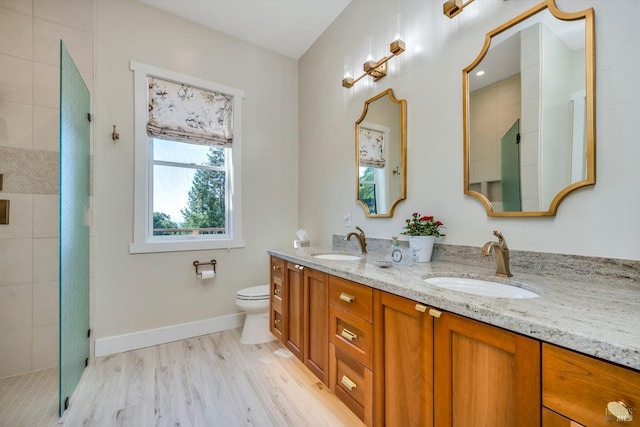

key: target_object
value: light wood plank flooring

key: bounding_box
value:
[54,328,364,426]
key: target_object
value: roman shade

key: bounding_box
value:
[359,127,386,168]
[148,76,234,147]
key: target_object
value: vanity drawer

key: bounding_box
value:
[330,344,373,424]
[330,305,373,369]
[329,276,373,322]
[271,275,283,304]
[543,343,640,426]
[270,301,284,342]
[270,256,284,280]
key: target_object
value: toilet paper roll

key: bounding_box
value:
[198,270,215,280]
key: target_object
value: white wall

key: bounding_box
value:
[94,0,299,340]
[299,0,640,261]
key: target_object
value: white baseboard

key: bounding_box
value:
[94,313,245,357]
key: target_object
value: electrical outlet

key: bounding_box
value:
[344,211,351,227]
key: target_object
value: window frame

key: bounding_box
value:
[129,61,245,253]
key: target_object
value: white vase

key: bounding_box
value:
[409,235,435,262]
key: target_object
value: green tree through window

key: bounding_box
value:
[153,212,178,235]
[359,167,377,214]
[181,147,226,234]
[152,144,228,236]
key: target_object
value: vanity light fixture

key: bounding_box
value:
[342,38,406,89]
[443,0,476,18]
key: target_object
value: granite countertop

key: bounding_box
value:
[268,246,640,371]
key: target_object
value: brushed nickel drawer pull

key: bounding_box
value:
[606,400,633,422]
[341,328,357,342]
[295,264,305,270]
[340,292,356,303]
[429,308,442,318]
[415,304,427,313]
[341,375,357,391]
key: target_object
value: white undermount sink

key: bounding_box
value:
[424,276,539,299]
[312,253,364,261]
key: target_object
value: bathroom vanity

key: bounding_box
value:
[268,247,640,427]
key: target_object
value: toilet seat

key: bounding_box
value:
[236,284,269,301]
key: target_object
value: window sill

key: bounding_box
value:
[129,238,245,254]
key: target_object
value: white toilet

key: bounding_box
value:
[235,285,275,345]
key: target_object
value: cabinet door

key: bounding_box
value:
[374,291,434,427]
[434,312,541,427]
[285,262,304,361]
[304,267,329,385]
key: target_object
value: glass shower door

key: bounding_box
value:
[59,41,90,416]
[500,119,522,212]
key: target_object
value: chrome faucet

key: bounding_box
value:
[481,230,513,277]
[344,226,367,254]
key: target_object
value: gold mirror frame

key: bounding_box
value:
[463,0,595,217]
[356,88,407,217]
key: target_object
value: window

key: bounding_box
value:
[359,166,379,214]
[358,122,390,215]
[129,61,245,253]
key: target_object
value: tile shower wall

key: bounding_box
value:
[0,0,94,378]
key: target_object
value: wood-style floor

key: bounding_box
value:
[54,328,364,426]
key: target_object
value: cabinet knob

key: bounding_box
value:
[274,319,281,325]
[295,264,304,270]
[274,288,280,294]
[341,328,358,342]
[415,304,427,313]
[272,265,280,271]
[339,292,356,303]
[341,375,357,391]
[428,308,442,318]
[606,400,633,422]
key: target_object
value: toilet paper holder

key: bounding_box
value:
[193,259,217,276]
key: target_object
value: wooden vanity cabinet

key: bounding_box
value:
[543,343,640,427]
[373,291,434,427]
[434,311,541,427]
[271,255,638,427]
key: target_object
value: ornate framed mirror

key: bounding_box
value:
[356,88,407,217]
[463,0,595,216]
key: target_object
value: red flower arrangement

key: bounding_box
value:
[401,212,446,237]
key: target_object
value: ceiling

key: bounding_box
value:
[137,0,352,59]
